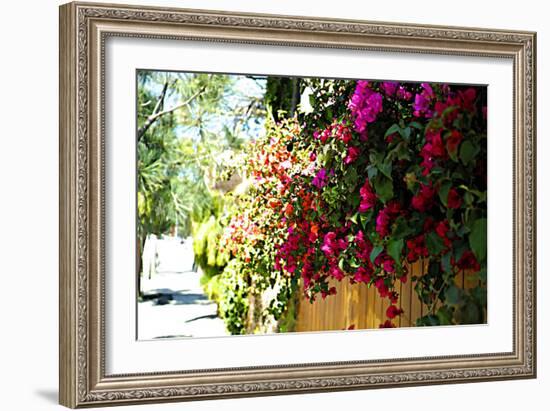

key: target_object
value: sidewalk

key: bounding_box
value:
[138,238,228,339]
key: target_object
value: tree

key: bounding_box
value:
[136,71,266,290]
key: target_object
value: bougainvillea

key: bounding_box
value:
[274,79,487,327]
[217,117,309,333]
[220,78,487,332]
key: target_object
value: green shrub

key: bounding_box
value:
[193,215,229,278]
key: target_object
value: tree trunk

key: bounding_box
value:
[136,233,146,298]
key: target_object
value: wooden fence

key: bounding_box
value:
[295,261,479,332]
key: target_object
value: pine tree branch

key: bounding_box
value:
[138,86,205,140]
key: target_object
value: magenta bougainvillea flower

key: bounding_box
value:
[222,78,486,330]
[411,183,435,212]
[312,168,329,189]
[344,145,361,165]
[375,201,402,237]
[348,80,383,135]
[456,250,481,272]
[381,81,398,96]
[446,129,463,155]
[386,305,404,319]
[358,179,377,212]
[420,128,447,175]
[396,85,413,100]
[413,83,435,118]
[406,235,429,263]
[447,188,463,209]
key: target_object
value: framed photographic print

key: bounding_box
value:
[59,1,537,408]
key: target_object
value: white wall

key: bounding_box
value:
[0,0,546,409]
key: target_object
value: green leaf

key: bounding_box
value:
[460,303,481,324]
[459,140,479,165]
[338,257,346,272]
[384,123,401,138]
[359,210,373,229]
[441,252,452,274]
[400,127,412,140]
[396,144,411,161]
[478,267,487,282]
[367,165,378,180]
[377,159,393,180]
[445,285,462,305]
[469,218,487,262]
[373,175,394,203]
[392,217,415,239]
[438,180,452,206]
[416,315,440,326]
[387,238,404,264]
[426,231,445,255]
[370,245,384,263]
[369,151,384,165]
[470,286,487,308]
[436,306,454,325]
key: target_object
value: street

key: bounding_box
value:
[137,237,228,339]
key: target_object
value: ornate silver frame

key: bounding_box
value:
[59,1,536,408]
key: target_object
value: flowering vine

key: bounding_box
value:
[220,78,487,332]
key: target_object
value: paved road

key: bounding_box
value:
[138,238,228,340]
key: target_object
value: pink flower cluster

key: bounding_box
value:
[420,128,446,175]
[344,146,361,165]
[406,235,429,263]
[413,83,435,118]
[411,183,435,212]
[380,81,413,100]
[312,168,329,189]
[348,80,383,136]
[375,201,402,238]
[358,179,377,213]
[314,122,353,144]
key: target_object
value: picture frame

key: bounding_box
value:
[59,1,537,408]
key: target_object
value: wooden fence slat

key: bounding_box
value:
[400,273,412,328]
[395,280,402,328]
[367,285,376,329]
[410,261,422,327]
[293,259,484,333]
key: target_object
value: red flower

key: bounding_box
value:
[447,188,462,209]
[376,209,391,237]
[412,183,435,212]
[336,124,353,144]
[459,87,477,111]
[375,277,389,298]
[420,129,446,175]
[284,203,294,217]
[329,266,345,281]
[321,286,337,299]
[446,130,463,155]
[353,266,372,283]
[434,101,459,126]
[359,179,377,212]
[376,201,401,237]
[406,235,429,262]
[386,305,404,319]
[456,250,481,272]
[344,146,361,165]
[382,258,395,273]
[435,220,452,247]
[379,320,396,328]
